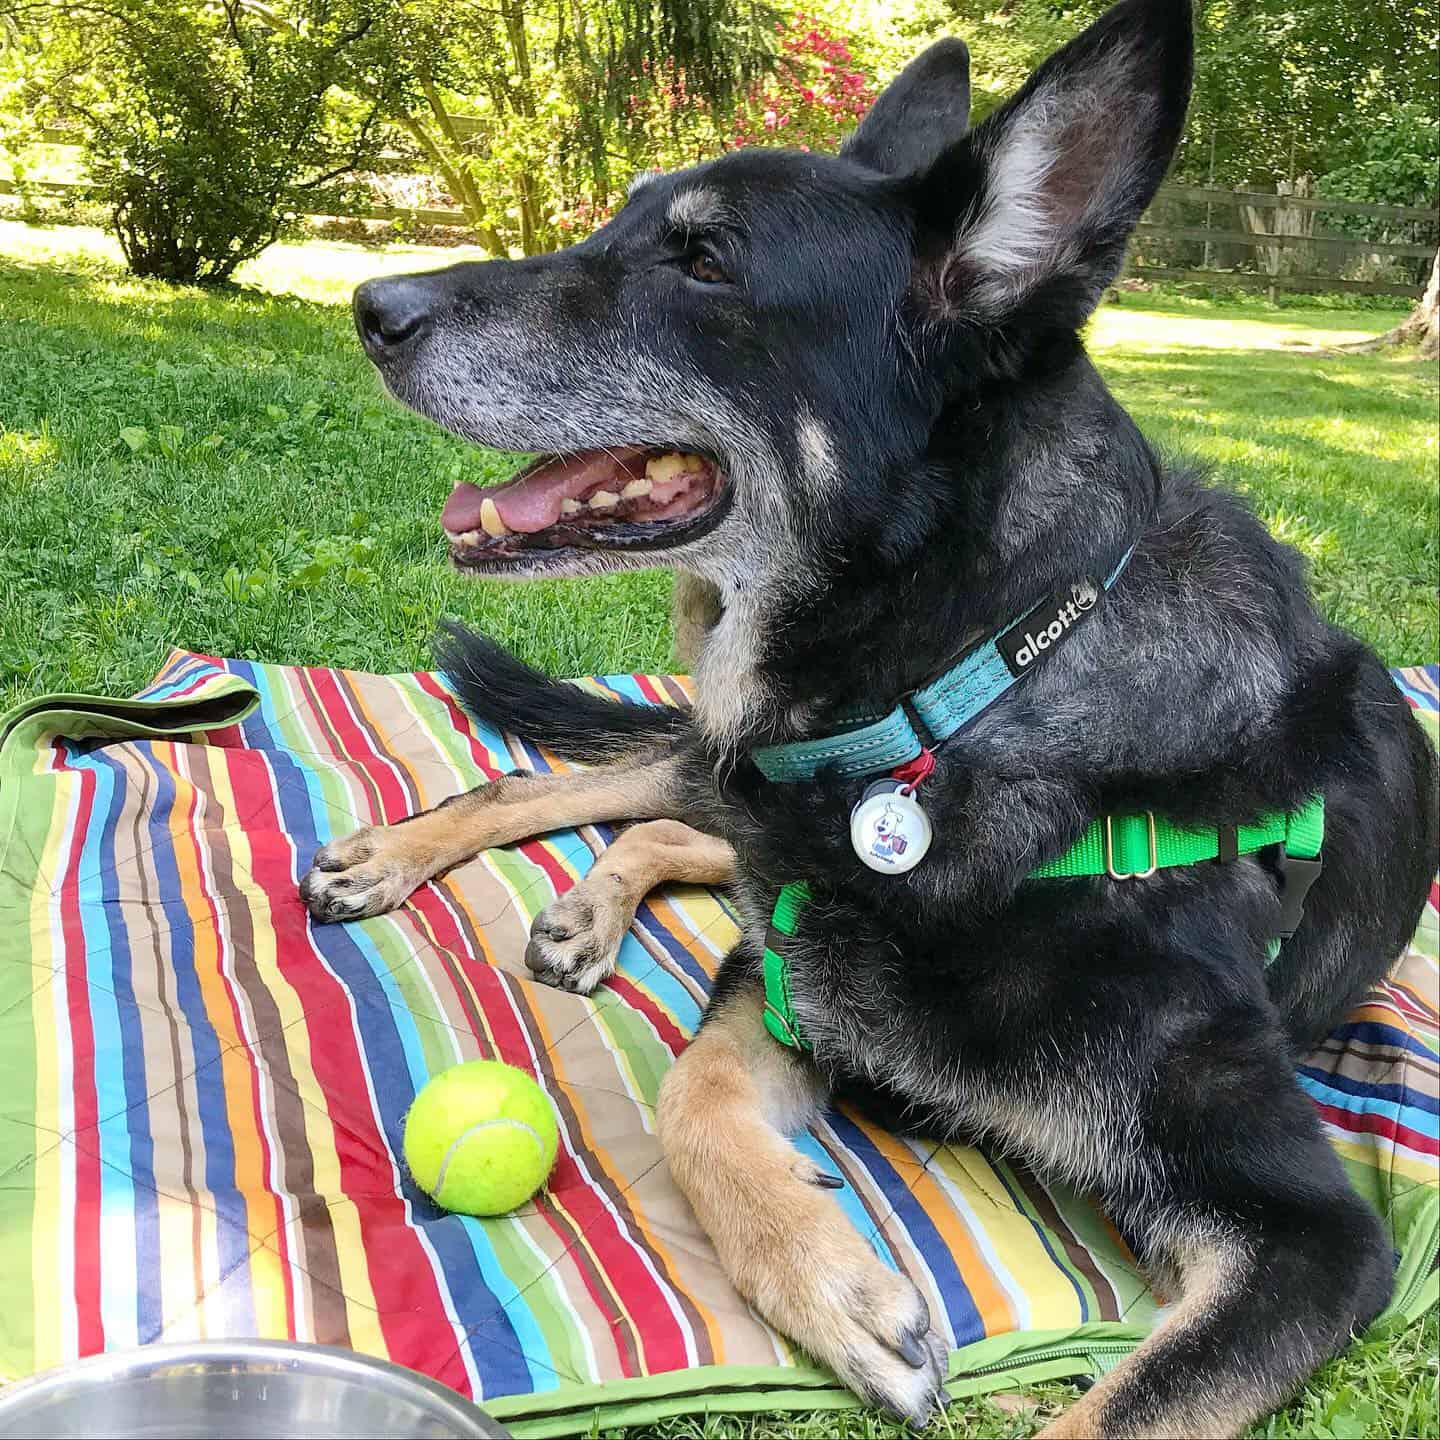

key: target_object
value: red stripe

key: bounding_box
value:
[160,671,223,702]
[52,742,105,1354]
[631,674,666,705]
[460,948,692,1374]
[219,747,468,1390]
[302,669,410,824]
[415,673,580,896]
[377,674,690,1372]
[1314,1100,1438,1157]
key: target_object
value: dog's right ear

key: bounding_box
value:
[839,39,971,179]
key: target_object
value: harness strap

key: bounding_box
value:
[761,798,1324,1051]
[762,882,812,1048]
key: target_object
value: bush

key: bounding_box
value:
[55,0,394,284]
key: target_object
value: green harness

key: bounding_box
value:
[760,797,1325,1051]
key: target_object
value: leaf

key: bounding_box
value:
[1326,1412,1367,1440]
[156,425,185,458]
[118,426,150,453]
[264,404,288,423]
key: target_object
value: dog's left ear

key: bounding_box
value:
[840,38,971,178]
[916,0,1193,331]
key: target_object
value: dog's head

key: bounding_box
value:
[354,0,1190,600]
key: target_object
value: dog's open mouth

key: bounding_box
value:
[442,446,727,570]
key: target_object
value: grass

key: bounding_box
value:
[0,220,1436,1436]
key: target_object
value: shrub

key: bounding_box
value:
[54,0,393,284]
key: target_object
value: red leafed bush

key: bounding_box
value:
[729,13,878,153]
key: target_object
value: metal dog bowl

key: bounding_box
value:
[0,1340,511,1438]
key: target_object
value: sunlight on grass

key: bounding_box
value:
[1089,303,1406,352]
[0,427,58,471]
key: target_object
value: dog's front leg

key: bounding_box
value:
[526,820,735,994]
[657,979,949,1424]
[299,746,685,922]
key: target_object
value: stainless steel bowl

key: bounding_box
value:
[0,1340,511,1438]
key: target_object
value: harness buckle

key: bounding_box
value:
[1274,849,1324,939]
[1104,813,1158,880]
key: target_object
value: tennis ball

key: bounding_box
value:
[403,1060,559,1217]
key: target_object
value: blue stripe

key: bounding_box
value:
[822,1110,985,1347]
[95,745,163,1341]
[1297,1063,1440,1122]
[1297,1072,1440,1141]
[1328,1020,1438,1065]
[632,899,713,992]
[132,659,223,703]
[104,739,256,1328]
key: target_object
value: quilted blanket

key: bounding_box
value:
[0,653,1434,1436]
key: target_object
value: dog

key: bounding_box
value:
[299,1,1438,1432]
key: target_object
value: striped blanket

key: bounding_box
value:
[0,655,1434,1436]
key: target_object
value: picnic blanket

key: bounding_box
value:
[0,653,1435,1437]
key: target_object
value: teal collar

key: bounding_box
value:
[751,545,1136,783]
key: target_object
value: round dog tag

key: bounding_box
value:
[850,780,932,874]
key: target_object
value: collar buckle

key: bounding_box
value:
[1104,813,1158,880]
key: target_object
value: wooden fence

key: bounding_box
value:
[5,161,1436,299]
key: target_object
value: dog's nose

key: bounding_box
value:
[353,276,433,355]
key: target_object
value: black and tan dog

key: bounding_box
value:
[299,1,1437,1432]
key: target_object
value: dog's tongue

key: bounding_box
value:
[442,447,649,535]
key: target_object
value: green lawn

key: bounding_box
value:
[0,220,1436,1438]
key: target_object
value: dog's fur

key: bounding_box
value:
[299,2,1438,1431]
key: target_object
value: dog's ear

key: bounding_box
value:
[840,38,971,179]
[916,0,1192,331]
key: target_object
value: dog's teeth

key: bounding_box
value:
[561,498,582,516]
[587,489,620,510]
[449,528,481,545]
[621,478,653,499]
[479,497,508,537]
[645,452,706,485]
[645,453,686,484]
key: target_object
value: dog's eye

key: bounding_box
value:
[686,250,729,285]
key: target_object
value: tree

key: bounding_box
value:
[1344,249,1440,359]
[320,0,781,255]
[907,0,1438,198]
[8,0,399,283]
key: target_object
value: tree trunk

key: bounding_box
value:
[1342,249,1439,358]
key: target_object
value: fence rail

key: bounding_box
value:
[5,170,1435,299]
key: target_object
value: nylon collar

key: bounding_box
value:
[751,545,1136,783]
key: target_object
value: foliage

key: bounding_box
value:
[335,0,780,256]
[900,0,1439,200]
[5,0,396,283]
[6,0,1436,267]
[1318,101,1440,232]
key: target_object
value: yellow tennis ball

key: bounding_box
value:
[403,1060,559,1217]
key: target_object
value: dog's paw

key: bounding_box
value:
[797,1261,948,1426]
[299,826,430,923]
[524,878,630,994]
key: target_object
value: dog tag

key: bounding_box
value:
[850,779,932,874]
